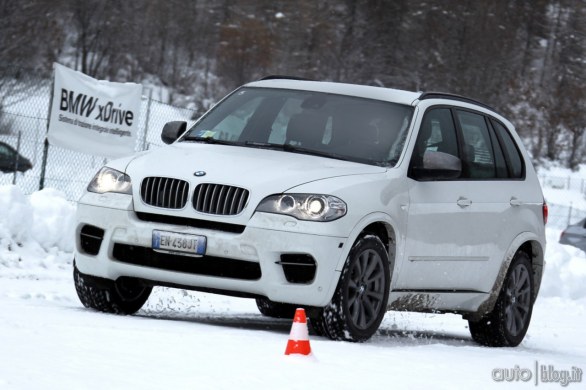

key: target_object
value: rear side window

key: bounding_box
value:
[491,120,524,179]
[455,110,497,179]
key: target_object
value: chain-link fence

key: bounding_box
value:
[538,174,586,229]
[547,202,586,230]
[0,64,197,200]
[538,174,586,194]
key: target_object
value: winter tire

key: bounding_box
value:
[73,263,152,315]
[313,235,390,342]
[468,251,534,347]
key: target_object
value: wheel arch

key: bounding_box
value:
[470,232,545,320]
[335,213,401,273]
[518,239,545,300]
[322,213,402,307]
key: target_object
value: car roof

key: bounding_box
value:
[246,78,508,125]
[245,79,421,106]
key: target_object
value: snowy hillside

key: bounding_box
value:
[1,166,585,389]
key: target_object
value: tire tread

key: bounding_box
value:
[468,252,534,347]
[73,265,151,315]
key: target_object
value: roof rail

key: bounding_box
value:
[259,75,313,81]
[419,92,496,112]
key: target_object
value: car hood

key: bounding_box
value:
[126,142,386,221]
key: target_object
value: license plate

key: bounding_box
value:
[152,230,206,256]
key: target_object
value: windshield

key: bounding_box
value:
[181,87,414,166]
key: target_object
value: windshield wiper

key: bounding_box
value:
[244,141,314,153]
[244,141,287,150]
[182,136,236,145]
[281,143,389,167]
[244,141,350,160]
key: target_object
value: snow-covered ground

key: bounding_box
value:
[1,166,586,389]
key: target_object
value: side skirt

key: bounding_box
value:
[388,290,489,317]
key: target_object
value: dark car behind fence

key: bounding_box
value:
[0,136,32,177]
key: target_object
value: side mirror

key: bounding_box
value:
[161,121,187,144]
[411,150,462,180]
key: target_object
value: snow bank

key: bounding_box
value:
[29,188,76,252]
[0,185,33,243]
[541,228,586,300]
[537,164,586,299]
[0,185,74,270]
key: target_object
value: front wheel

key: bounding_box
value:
[74,263,152,315]
[468,251,534,347]
[312,235,390,342]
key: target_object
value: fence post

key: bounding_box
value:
[568,203,573,226]
[141,88,153,151]
[12,131,22,185]
[39,69,54,191]
[38,138,49,190]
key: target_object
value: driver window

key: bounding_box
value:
[410,108,460,172]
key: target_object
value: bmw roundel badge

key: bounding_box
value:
[194,171,206,177]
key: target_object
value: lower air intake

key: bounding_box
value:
[278,254,317,284]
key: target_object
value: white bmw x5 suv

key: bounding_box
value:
[74,77,546,346]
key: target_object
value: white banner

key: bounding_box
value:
[48,63,143,158]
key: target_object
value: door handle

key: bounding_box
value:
[457,197,472,208]
[510,197,523,207]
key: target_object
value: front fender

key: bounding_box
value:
[335,211,406,280]
[318,211,406,308]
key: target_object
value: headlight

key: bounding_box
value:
[87,167,132,195]
[256,194,347,221]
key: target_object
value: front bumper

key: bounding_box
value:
[75,193,348,307]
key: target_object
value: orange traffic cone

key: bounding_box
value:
[284,308,312,355]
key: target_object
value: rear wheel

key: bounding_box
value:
[255,298,298,319]
[468,252,534,347]
[74,263,152,315]
[312,235,390,342]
